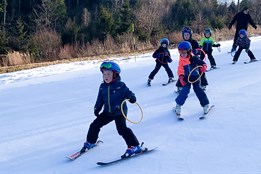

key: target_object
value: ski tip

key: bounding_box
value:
[97,162,106,165]
[178,117,184,121]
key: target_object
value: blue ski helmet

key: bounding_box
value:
[204,28,212,37]
[160,38,170,46]
[182,26,193,37]
[178,41,192,52]
[238,29,247,36]
[100,61,121,74]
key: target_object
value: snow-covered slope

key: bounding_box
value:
[1,37,261,174]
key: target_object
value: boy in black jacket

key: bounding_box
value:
[232,29,257,64]
[147,38,174,86]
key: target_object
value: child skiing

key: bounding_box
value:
[174,41,210,117]
[199,28,220,70]
[81,61,142,158]
[147,38,174,86]
[176,26,208,93]
[232,29,257,64]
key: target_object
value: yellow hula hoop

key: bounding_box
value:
[187,65,203,84]
[120,99,144,124]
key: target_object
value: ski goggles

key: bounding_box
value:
[100,62,112,69]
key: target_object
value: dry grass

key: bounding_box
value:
[1,27,260,74]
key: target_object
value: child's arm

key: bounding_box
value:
[152,49,162,59]
[94,87,104,116]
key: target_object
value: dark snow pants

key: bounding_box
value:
[148,60,174,80]
[233,47,256,61]
[175,79,209,107]
[86,113,139,147]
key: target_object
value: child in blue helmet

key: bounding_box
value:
[232,29,257,64]
[199,28,221,70]
[174,41,210,117]
[147,38,174,86]
[176,26,208,92]
[81,61,142,158]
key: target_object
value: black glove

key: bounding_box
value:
[129,96,136,103]
[213,43,220,47]
[245,48,249,53]
[94,109,100,117]
[254,26,257,30]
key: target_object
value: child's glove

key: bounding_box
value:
[245,48,249,53]
[213,43,221,47]
[129,96,136,104]
[167,57,173,63]
[179,75,186,86]
[200,64,207,73]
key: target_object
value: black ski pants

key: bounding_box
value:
[86,113,139,147]
[233,47,256,61]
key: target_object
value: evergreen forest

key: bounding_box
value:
[0,0,260,67]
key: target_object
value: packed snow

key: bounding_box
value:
[1,36,261,174]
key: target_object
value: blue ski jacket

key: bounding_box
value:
[94,77,136,116]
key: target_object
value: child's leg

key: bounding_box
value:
[162,63,174,78]
[207,51,216,66]
[233,48,243,61]
[175,84,191,106]
[200,71,208,86]
[86,113,114,143]
[192,81,209,107]
[148,61,162,80]
[115,116,139,147]
[247,50,256,60]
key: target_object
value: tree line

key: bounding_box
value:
[0,0,260,66]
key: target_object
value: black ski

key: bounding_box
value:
[66,140,103,161]
[97,147,157,166]
[206,67,220,72]
[199,105,215,120]
[244,59,259,64]
[162,80,175,86]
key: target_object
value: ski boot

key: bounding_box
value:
[168,77,175,83]
[147,78,152,86]
[80,141,96,153]
[232,61,237,64]
[250,59,257,63]
[121,145,142,158]
[175,104,181,115]
[203,104,210,114]
[210,65,217,70]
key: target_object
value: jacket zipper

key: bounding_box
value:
[108,85,111,112]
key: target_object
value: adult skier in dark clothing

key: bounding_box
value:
[229,7,257,52]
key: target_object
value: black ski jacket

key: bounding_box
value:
[229,10,256,31]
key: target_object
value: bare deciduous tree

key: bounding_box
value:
[134,0,167,38]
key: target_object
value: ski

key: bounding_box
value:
[66,140,103,161]
[199,105,215,120]
[206,67,220,72]
[244,59,259,64]
[162,80,176,86]
[97,147,157,166]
